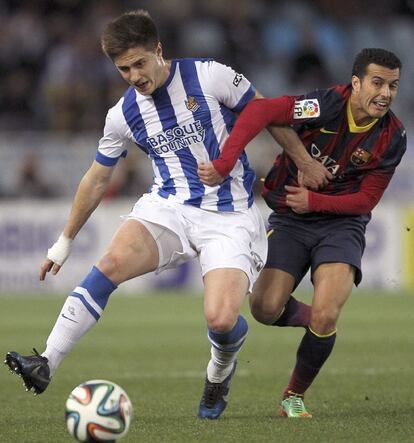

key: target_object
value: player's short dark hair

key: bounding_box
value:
[101,10,159,60]
[352,48,402,78]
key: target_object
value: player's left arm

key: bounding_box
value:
[198,91,332,188]
[252,92,331,190]
[286,169,394,215]
[265,127,331,190]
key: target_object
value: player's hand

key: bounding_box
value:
[39,258,62,281]
[285,184,310,214]
[300,159,332,190]
[198,162,225,186]
[39,233,73,280]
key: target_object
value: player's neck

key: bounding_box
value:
[158,59,172,88]
[348,97,376,128]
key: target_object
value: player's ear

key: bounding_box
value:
[155,42,163,58]
[351,75,361,93]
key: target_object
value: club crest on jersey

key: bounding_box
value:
[294,99,320,119]
[351,147,372,166]
[185,96,200,112]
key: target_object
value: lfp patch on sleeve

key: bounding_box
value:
[294,99,320,119]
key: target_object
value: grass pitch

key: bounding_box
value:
[0,291,413,443]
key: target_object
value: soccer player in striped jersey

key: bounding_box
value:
[4,10,329,419]
[198,48,406,417]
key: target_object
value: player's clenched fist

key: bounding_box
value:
[198,162,225,186]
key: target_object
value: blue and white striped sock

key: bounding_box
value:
[43,266,117,375]
[206,315,248,383]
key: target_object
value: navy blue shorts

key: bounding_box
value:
[265,213,367,289]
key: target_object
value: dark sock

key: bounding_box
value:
[283,327,336,397]
[272,296,311,328]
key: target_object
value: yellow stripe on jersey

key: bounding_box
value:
[267,229,274,238]
[347,100,378,133]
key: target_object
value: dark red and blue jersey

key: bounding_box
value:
[261,84,406,219]
[213,84,406,221]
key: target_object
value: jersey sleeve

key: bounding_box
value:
[309,170,393,215]
[377,125,407,170]
[207,61,256,113]
[291,87,346,130]
[96,108,128,166]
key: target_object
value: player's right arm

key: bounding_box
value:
[39,160,115,280]
[40,102,130,280]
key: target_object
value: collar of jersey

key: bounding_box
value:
[347,99,378,133]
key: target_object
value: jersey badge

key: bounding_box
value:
[294,99,320,119]
[350,147,372,166]
[233,73,243,87]
[185,96,200,112]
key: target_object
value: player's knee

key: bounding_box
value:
[250,302,278,325]
[96,252,122,282]
[311,307,339,333]
[250,293,284,325]
[206,312,237,333]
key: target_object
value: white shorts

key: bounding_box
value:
[123,193,268,291]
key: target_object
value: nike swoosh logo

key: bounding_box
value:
[320,127,338,134]
[61,313,78,323]
[30,365,50,382]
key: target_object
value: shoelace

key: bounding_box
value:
[32,348,41,357]
[203,383,225,408]
[289,396,306,413]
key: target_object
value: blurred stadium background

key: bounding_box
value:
[0,0,413,294]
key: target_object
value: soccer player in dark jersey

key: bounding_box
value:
[197,48,406,417]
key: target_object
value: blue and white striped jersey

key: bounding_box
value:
[96,58,256,211]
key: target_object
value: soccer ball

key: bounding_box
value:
[65,379,133,442]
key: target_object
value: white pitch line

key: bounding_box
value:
[60,366,409,382]
[112,366,410,380]
[324,367,410,376]
[121,369,250,380]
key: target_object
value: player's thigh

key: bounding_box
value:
[195,204,267,293]
[97,219,159,284]
[250,268,295,318]
[311,216,366,286]
[311,262,355,332]
[203,268,249,332]
[122,193,198,273]
[265,224,312,291]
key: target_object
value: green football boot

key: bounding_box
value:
[279,392,312,418]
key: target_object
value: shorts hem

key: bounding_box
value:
[311,260,362,286]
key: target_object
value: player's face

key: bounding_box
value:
[351,63,400,125]
[114,43,170,95]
